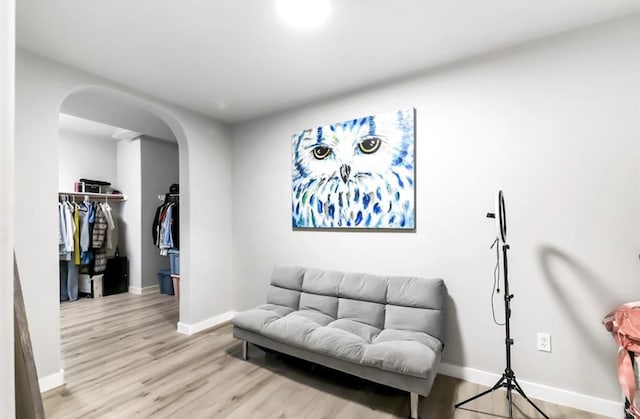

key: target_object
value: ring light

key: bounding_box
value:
[486,190,507,244]
[496,190,507,243]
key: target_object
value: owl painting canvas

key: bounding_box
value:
[292,108,415,229]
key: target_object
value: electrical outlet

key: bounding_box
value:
[537,333,551,352]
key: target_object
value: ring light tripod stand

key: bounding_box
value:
[454,191,548,419]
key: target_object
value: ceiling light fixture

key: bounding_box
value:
[112,128,142,141]
[276,0,330,29]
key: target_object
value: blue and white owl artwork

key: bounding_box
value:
[292,108,415,229]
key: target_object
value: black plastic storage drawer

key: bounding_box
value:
[103,256,128,296]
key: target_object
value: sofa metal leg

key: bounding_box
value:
[409,392,419,419]
[242,340,248,361]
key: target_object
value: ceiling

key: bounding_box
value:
[17,1,640,124]
[58,113,125,141]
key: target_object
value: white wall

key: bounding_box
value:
[116,138,142,290]
[231,15,640,414]
[58,128,118,192]
[141,136,179,288]
[14,49,234,386]
[179,113,233,326]
[0,0,15,415]
[59,128,121,258]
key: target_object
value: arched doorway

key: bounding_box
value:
[59,88,184,304]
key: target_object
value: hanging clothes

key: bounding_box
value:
[152,194,179,255]
[58,201,74,261]
[59,259,78,301]
[92,203,108,273]
[58,197,78,301]
[160,204,174,249]
[92,203,107,248]
[171,203,179,249]
[58,202,66,256]
[58,196,120,300]
[63,202,75,254]
[102,202,115,251]
[78,200,95,265]
[73,203,80,265]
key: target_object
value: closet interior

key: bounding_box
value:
[58,192,127,301]
[58,111,180,304]
[153,187,180,298]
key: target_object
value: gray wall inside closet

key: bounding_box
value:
[141,136,179,288]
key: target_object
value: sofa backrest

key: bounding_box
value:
[266,265,446,344]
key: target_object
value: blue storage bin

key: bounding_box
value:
[157,269,174,295]
[168,249,180,275]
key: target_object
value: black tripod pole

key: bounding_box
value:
[454,243,549,419]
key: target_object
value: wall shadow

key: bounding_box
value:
[537,245,618,361]
[442,294,465,368]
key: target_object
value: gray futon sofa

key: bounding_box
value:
[232,266,447,418]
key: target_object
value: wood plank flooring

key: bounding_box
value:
[43,292,613,418]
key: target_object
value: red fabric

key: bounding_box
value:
[604,301,640,418]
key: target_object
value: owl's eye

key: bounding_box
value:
[358,137,381,154]
[312,146,332,160]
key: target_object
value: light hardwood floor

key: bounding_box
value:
[43,292,613,418]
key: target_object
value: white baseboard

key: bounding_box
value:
[177,311,236,335]
[439,362,622,418]
[128,284,159,295]
[39,369,64,393]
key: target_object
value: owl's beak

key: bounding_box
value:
[340,164,351,183]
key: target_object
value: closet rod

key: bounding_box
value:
[58,191,127,202]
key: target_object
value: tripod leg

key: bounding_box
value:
[455,374,506,409]
[512,377,549,419]
[507,386,514,419]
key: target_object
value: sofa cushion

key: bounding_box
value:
[326,318,381,343]
[386,276,444,310]
[305,325,367,363]
[299,292,338,318]
[374,328,442,353]
[262,309,334,347]
[337,298,385,329]
[232,303,294,333]
[338,272,387,303]
[302,268,342,296]
[288,309,335,326]
[271,265,305,290]
[267,286,301,309]
[385,305,443,341]
[362,329,443,379]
